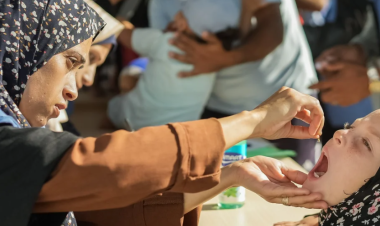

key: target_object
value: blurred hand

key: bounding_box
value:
[309,62,370,107]
[119,75,139,94]
[315,44,366,73]
[251,87,324,140]
[169,31,233,77]
[274,214,319,226]
[230,156,328,209]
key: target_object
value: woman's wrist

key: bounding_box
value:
[217,110,261,150]
[221,164,240,188]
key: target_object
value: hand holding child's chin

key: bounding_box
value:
[230,156,328,209]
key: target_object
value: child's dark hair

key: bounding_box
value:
[195,27,240,51]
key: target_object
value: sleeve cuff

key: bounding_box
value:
[169,118,226,193]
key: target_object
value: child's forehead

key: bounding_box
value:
[365,110,380,122]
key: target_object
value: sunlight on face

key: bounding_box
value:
[303,110,380,206]
[19,38,92,127]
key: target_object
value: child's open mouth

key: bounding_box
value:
[309,152,329,180]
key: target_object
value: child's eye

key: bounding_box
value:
[344,123,353,129]
[363,138,372,151]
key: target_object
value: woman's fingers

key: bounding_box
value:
[298,96,323,137]
[281,167,308,185]
[283,89,324,137]
[271,194,328,209]
[294,109,311,124]
[259,182,311,198]
[287,126,318,139]
[316,115,325,136]
[293,110,324,139]
[274,221,301,226]
[309,110,323,137]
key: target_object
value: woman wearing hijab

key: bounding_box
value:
[0,1,326,226]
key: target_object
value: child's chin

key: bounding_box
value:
[301,179,314,191]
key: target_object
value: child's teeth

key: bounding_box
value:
[315,172,325,177]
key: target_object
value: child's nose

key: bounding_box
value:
[333,129,348,146]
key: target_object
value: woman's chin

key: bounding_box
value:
[29,117,48,128]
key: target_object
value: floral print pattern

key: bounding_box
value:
[0,0,105,127]
[320,175,380,226]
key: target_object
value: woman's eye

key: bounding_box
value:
[363,138,372,151]
[69,57,78,65]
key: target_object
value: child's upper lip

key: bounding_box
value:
[322,145,329,158]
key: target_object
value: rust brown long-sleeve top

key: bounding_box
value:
[0,119,225,226]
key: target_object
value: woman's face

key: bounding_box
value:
[303,110,380,206]
[75,43,112,89]
[19,38,92,127]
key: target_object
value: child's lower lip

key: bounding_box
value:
[307,169,320,181]
[307,170,324,181]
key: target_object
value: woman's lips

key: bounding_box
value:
[52,104,67,118]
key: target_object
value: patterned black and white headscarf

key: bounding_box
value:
[319,168,380,225]
[0,0,105,127]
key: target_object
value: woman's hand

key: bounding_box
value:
[230,156,328,209]
[274,214,319,226]
[251,87,324,140]
[218,87,324,150]
[184,156,327,214]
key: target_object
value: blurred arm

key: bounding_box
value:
[295,0,328,11]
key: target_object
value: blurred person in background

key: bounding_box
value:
[305,0,380,145]
[107,0,241,130]
[164,0,319,170]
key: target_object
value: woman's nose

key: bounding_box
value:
[82,65,96,87]
[63,76,78,101]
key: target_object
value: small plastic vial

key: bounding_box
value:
[218,140,247,209]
